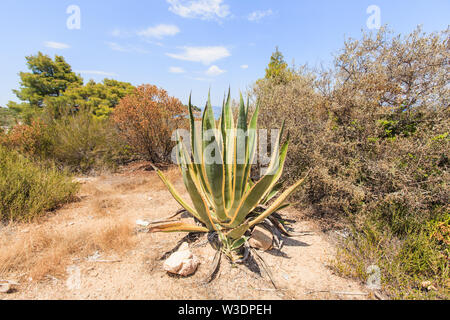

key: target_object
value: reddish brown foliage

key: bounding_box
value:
[0,120,51,158]
[112,85,188,163]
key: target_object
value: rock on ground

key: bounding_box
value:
[163,243,200,277]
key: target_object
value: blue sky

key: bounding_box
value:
[0,0,449,108]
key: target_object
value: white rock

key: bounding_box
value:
[87,251,101,261]
[178,242,189,252]
[163,250,192,273]
[178,256,200,277]
[163,243,199,276]
[136,220,150,227]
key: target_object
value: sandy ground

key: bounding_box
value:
[1,163,370,300]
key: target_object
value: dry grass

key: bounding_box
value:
[0,217,134,281]
[90,197,123,217]
[151,166,181,191]
[79,183,103,197]
[115,177,149,193]
[0,167,182,283]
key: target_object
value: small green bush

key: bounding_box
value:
[1,107,133,174]
[47,109,132,173]
[0,107,18,128]
[0,146,79,222]
[334,211,449,299]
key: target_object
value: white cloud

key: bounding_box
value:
[240,64,249,69]
[44,41,70,49]
[75,70,118,77]
[167,0,230,20]
[186,76,211,82]
[169,66,186,74]
[106,42,149,54]
[111,29,122,37]
[111,28,130,38]
[248,9,273,22]
[167,46,230,65]
[106,42,127,52]
[206,65,226,76]
[137,24,180,39]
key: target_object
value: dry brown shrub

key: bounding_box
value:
[254,26,449,230]
[112,85,188,163]
[253,26,449,298]
[0,120,52,158]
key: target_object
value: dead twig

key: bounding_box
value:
[252,288,288,292]
[0,280,20,285]
[147,209,187,225]
[203,249,222,284]
[88,259,122,263]
[250,247,278,289]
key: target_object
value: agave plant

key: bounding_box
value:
[150,90,308,262]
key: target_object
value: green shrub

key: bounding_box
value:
[0,146,79,222]
[47,109,132,173]
[0,107,18,128]
[334,211,449,299]
[1,107,133,174]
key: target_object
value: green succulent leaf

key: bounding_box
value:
[226,222,250,240]
[262,182,283,205]
[176,132,216,229]
[249,171,309,227]
[231,237,248,251]
[201,92,228,222]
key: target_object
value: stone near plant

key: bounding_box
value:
[136,219,150,227]
[163,243,199,277]
[249,225,274,251]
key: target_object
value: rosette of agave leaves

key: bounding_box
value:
[150,90,308,280]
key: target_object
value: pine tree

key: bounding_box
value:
[265,46,288,80]
[9,52,83,109]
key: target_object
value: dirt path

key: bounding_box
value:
[1,164,369,300]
